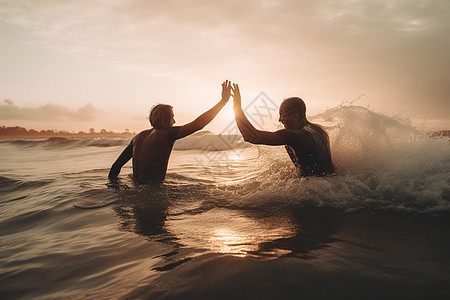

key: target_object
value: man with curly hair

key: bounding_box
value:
[108,80,231,183]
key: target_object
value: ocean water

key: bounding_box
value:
[1,105,449,299]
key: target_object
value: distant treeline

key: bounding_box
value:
[0,126,135,137]
[430,130,449,138]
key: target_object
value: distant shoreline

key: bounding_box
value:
[0,134,134,139]
[429,129,450,138]
[0,125,135,138]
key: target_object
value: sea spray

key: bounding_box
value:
[312,105,425,169]
[218,105,449,215]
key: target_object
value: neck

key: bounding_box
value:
[289,119,307,130]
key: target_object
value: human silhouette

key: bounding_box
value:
[108,80,232,183]
[232,83,334,176]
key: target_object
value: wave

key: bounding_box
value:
[0,137,131,149]
[0,134,247,151]
[0,175,54,195]
[228,148,449,216]
[214,105,450,216]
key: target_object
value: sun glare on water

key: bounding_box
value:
[166,208,296,258]
[209,228,255,257]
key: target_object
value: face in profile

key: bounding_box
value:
[278,104,298,130]
[168,110,175,127]
[278,98,306,130]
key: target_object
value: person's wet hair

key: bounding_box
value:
[282,97,306,118]
[148,104,173,129]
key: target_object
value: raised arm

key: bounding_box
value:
[232,83,287,145]
[175,80,231,140]
[108,140,133,180]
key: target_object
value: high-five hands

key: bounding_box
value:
[220,80,241,108]
[231,83,241,108]
[221,80,232,103]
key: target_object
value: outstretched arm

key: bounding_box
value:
[232,83,286,145]
[175,80,231,140]
[108,141,133,180]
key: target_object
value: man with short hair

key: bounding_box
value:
[232,83,334,176]
[108,80,232,183]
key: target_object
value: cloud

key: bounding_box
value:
[1,0,448,71]
[0,0,449,118]
[0,99,100,121]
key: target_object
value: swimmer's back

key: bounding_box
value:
[285,123,334,176]
[132,127,180,183]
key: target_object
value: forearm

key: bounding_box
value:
[108,142,133,180]
[191,100,227,131]
[108,163,121,180]
[234,105,287,145]
[233,105,259,142]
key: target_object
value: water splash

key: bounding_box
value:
[223,105,449,215]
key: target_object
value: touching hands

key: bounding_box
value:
[231,83,241,108]
[220,80,242,108]
[221,80,232,103]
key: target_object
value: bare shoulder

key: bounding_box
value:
[303,123,331,147]
[282,128,314,140]
[304,123,328,136]
[133,129,154,141]
[309,122,326,131]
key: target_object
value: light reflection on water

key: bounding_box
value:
[165,208,297,258]
[209,228,252,257]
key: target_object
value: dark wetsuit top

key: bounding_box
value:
[280,123,334,176]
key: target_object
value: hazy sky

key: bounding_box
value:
[1,0,449,132]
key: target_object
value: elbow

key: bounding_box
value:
[240,128,259,144]
[243,136,253,143]
[243,134,260,144]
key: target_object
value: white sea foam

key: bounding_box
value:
[219,105,449,214]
